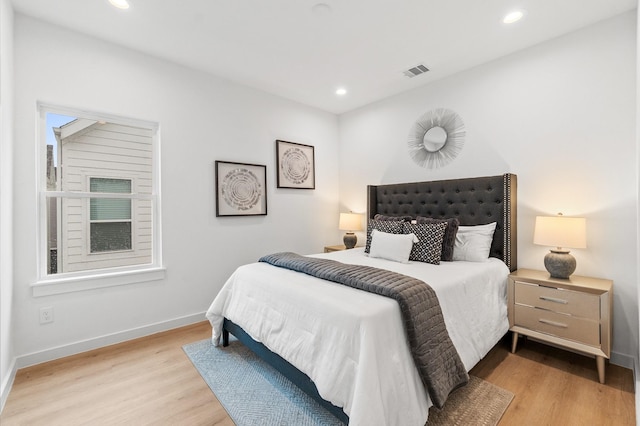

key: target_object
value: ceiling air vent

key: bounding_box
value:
[403,64,429,78]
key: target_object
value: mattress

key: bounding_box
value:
[206,248,509,426]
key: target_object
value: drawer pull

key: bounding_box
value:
[539,296,568,304]
[539,318,568,328]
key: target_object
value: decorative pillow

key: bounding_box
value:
[373,214,413,222]
[403,222,447,265]
[416,217,459,261]
[369,229,418,264]
[365,220,404,253]
[452,222,497,262]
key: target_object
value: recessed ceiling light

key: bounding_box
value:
[109,0,130,10]
[335,88,347,96]
[503,10,525,24]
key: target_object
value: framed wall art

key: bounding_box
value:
[276,140,315,189]
[215,161,267,217]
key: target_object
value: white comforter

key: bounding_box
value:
[206,248,509,426]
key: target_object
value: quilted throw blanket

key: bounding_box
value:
[259,252,469,409]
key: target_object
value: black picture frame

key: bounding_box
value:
[276,140,315,189]
[215,161,267,217]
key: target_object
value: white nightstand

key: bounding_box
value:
[508,268,613,383]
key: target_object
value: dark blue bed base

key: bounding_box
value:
[222,318,349,424]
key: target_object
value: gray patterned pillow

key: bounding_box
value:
[416,217,459,261]
[365,220,404,253]
[403,222,447,264]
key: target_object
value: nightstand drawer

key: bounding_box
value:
[514,304,600,347]
[514,281,599,320]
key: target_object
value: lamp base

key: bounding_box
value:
[343,232,357,249]
[544,249,576,279]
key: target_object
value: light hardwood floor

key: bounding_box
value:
[1,321,635,425]
[471,336,635,425]
[1,322,232,426]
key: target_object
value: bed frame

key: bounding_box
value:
[222,173,517,423]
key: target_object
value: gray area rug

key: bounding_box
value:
[183,338,513,426]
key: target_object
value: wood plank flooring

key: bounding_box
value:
[471,336,636,425]
[1,321,635,425]
[1,322,232,426]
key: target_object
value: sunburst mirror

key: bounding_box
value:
[407,108,466,169]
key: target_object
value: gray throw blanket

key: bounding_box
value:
[259,252,468,409]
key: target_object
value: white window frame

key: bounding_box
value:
[32,103,164,297]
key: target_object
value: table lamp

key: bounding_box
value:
[339,212,363,249]
[533,214,586,279]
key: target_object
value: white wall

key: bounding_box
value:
[11,15,341,365]
[339,12,638,367]
[0,0,15,410]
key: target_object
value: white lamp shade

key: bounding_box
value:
[339,213,363,231]
[533,215,586,249]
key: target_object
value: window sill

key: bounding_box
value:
[31,266,166,297]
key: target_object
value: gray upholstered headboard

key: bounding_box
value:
[367,174,517,271]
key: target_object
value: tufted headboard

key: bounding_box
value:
[367,174,517,271]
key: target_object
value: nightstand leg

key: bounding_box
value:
[511,331,519,353]
[596,356,605,384]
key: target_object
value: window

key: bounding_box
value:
[89,177,133,253]
[35,104,163,295]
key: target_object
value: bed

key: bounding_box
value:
[206,173,517,426]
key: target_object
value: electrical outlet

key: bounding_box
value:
[39,306,53,324]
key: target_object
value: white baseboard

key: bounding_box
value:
[610,350,636,371]
[0,358,17,414]
[15,312,206,370]
[635,357,639,426]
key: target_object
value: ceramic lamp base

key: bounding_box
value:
[544,249,576,279]
[343,232,357,249]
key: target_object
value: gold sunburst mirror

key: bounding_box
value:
[408,108,466,169]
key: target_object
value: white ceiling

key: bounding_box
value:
[12,0,637,114]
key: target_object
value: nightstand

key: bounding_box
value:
[508,268,613,383]
[324,245,348,253]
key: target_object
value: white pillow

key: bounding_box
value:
[368,229,418,263]
[452,222,497,262]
